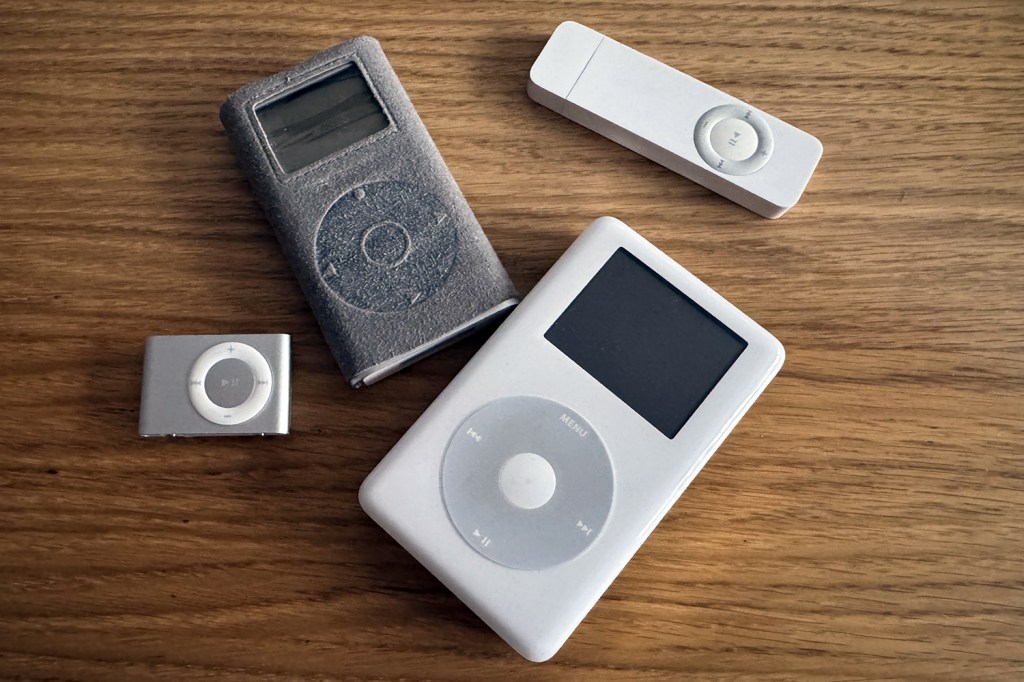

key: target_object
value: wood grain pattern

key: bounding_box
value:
[1,1,1022,679]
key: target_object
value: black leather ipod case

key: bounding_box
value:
[220,36,518,386]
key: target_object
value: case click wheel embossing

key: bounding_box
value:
[316,181,458,313]
[220,35,518,388]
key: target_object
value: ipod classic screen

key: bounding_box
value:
[545,248,748,438]
[255,64,390,173]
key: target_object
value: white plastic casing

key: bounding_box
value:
[359,217,785,662]
[527,21,823,218]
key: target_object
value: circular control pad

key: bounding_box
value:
[694,104,774,175]
[710,118,759,161]
[188,342,273,426]
[441,396,613,571]
[499,452,557,510]
[315,181,458,312]
[361,222,411,266]
[204,358,255,408]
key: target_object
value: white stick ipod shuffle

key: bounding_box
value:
[360,217,785,661]
[528,22,823,218]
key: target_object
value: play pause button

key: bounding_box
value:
[204,358,255,408]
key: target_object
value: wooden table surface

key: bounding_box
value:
[1,1,1022,679]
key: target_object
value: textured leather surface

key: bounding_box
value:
[220,36,518,385]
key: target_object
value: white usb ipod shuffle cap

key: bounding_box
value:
[528,21,823,218]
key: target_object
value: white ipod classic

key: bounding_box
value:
[360,217,785,661]
[528,21,822,218]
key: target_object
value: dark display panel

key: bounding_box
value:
[256,64,389,173]
[545,248,748,438]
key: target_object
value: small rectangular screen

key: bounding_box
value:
[255,63,389,173]
[545,248,748,438]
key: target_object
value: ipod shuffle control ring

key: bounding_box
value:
[187,342,273,426]
[441,396,614,571]
[694,104,774,176]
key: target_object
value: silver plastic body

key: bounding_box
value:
[360,217,785,661]
[138,334,290,437]
[527,22,822,218]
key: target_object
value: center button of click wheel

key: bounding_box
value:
[709,117,759,161]
[499,452,557,510]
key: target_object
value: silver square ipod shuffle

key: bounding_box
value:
[139,334,290,437]
[220,36,519,387]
